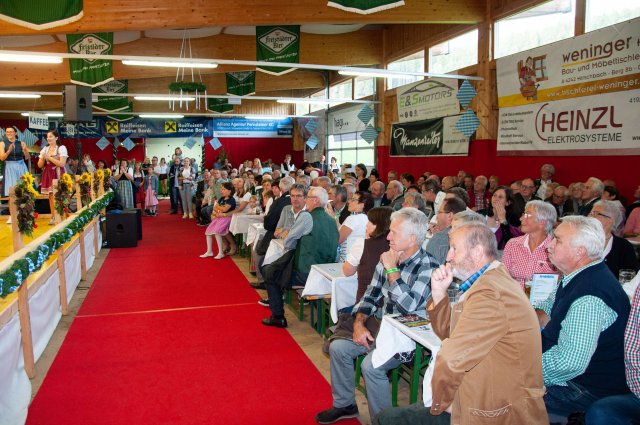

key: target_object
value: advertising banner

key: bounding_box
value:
[396,78,460,122]
[226,71,256,96]
[256,26,300,75]
[328,104,371,134]
[327,0,404,14]
[212,118,293,138]
[66,32,114,87]
[93,80,129,112]
[496,18,640,155]
[390,116,469,156]
[0,0,82,30]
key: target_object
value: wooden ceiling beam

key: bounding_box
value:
[0,31,380,88]
[0,0,484,36]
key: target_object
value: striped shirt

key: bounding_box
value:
[626,285,640,398]
[354,248,438,317]
[536,260,618,386]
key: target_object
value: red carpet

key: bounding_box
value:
[27,201,358,425]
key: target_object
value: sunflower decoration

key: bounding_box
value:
[55,173,74,219]
[13,172,39,237]
[78,172,93,207]
[103,168,112,192]
[93,169,104,194]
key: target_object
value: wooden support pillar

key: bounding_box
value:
[475,2,497,140]
[74,175,82,210]
[9,187,24,252]
[57,246,68,316]
[17,280,35,378]
[78,229,87,281]
[93,217,99,255]
[51,179,62,224]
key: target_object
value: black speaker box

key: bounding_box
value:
[122,208,143,240]
[106,211,138,248]
[63,84,93,122]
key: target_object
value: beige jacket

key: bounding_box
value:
[427,262,548,424]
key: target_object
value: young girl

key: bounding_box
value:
[179,158,195,218]
[144,167,159,216]
[246,195,260,215]
[133,162,145,208]
[156,157,168,197]
[201,182,236,259]
[37,129,68,225]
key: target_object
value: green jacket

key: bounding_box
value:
[294,207,339,275]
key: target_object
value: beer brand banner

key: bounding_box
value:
[0,0,83,30]
[396,78,460,123]
[207,98,233,114]
[390,116,469,157]
[93,80,129,112]
[66,33,114,87]
[327,0,404,14]
[256,26,300,75]
[496,18,640,155]
[226,71,256,96]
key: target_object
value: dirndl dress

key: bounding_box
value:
[2,160,28,197]
[116,179,134,209]
[205,216,232,235]
[134,175,144,205]
[41,161,62,195]
[144,187,158,208]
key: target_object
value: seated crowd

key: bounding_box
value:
[120,151,640,424]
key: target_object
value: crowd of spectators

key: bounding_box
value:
[108,152,640,424]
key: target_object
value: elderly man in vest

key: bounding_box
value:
[316,208,438,424]
[262,186,338,328]
[375,222,547,425]
[536,216,630,420]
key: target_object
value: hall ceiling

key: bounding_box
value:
[0,0,485,117]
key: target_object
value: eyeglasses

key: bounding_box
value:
[589,211,611,219]
[521,212,535,219]
[307,195,318,199]
[521,185,535,190]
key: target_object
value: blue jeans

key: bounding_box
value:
[170,185,182,213]
[585,393,640,424]
[544,381,600,418]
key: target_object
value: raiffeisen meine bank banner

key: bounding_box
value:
[496,17,640,156]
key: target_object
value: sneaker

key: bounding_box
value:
[315,405,359,424]
[182,214,187,219]
[188,213,193,219]
[258,298,270,307]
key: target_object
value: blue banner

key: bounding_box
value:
[30,117,293,139]
[212,118,292,138]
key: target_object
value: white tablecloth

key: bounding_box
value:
[247,223,266,247]
[229,213,264,236]
[263,238,286,266]
[302,263,359,322]
[373,314,442,406]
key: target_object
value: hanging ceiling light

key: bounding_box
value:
[122,60,217,68]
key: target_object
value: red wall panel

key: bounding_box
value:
[203,137,302,170]
[377,140,640,201]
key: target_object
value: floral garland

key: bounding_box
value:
[79,172,93,206]
[14,172,39,237]
[94,169,104,194]
[54,173,74,218]
[103,168,112,192]
[0,192,114,297]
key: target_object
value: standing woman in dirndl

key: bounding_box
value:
[38,129,68,225]
[1,127,30,224]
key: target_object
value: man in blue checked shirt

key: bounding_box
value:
[315,208,439,425]
[536,215,631,421]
